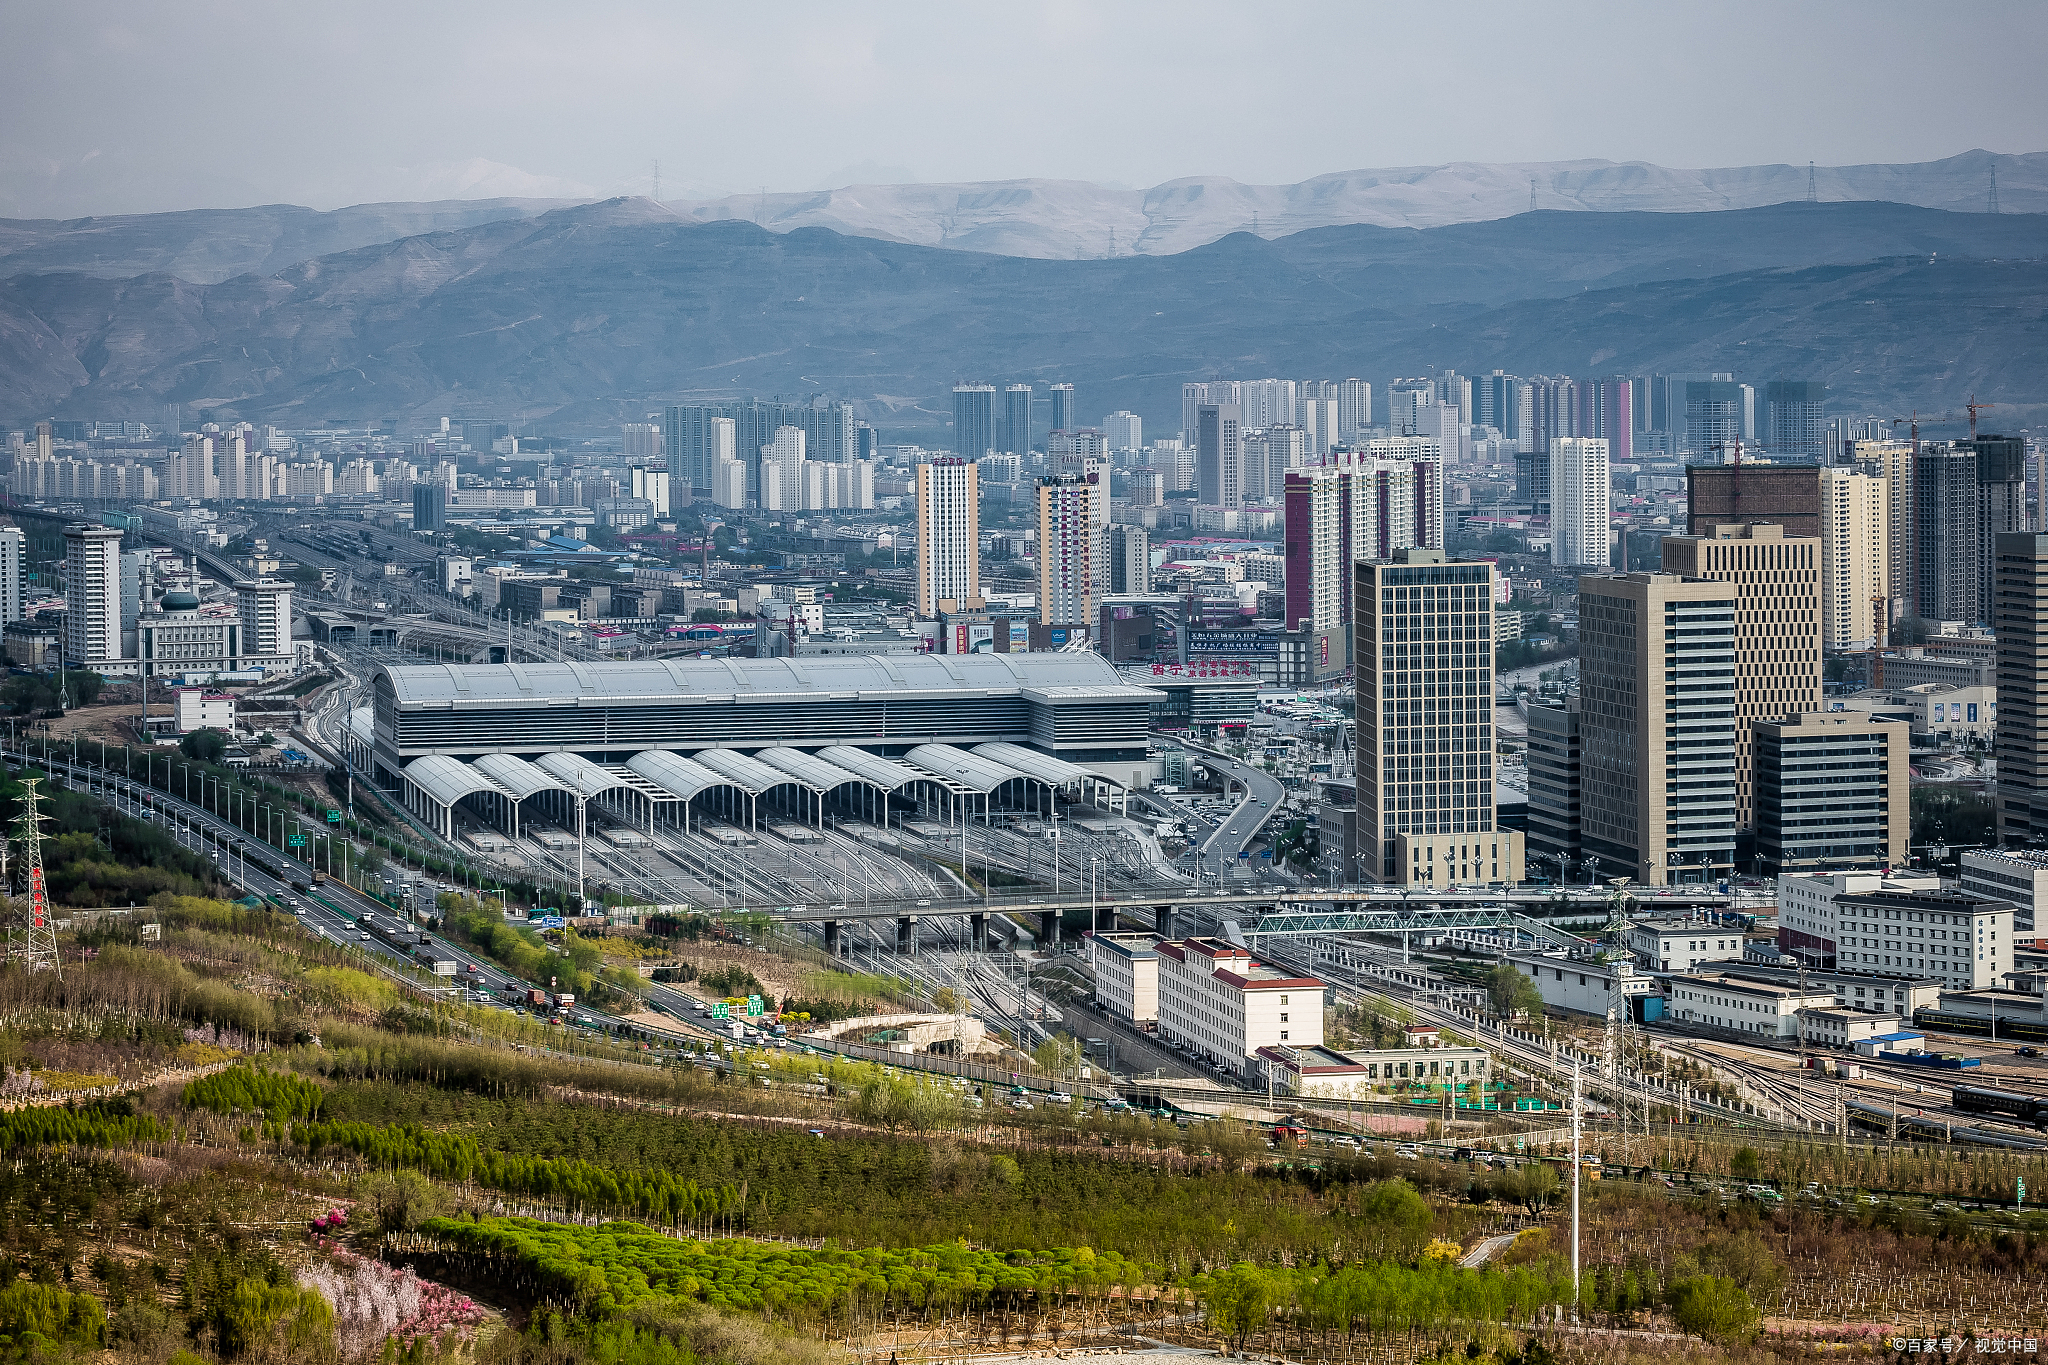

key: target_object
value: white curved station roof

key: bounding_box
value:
[816,746,933,793]
[534,750,627,800]
[693,748,797,796]
[754,747,874,794]
[345,706,374,746]
[626,750,740,802]
[474,752,570,802]
[906,743,1033,795]
[972,742,1110,790]
[403,753,509,807]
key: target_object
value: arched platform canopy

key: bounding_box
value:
[753,746,873,795]
[816,746,933,794]
[904,743,1060,824]
[626,750,736,803]
[401,753,513,839]
[685,749,799,832]
[532,750,680,838]
[905,744,1028,796]
[474,753,571,802]
[471,753,578,839]
[692,749,794,796]
[534,751,628,800]
[973,741,1129,813]
[624,749,752,836]
[752,747,879,828]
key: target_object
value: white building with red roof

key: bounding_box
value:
[1154,936,1324,1077]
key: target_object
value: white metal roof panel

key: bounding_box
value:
[905,743,1026,795]
[753,747,873,794]
[626,750,736,802]
[533,751,627,800]
[972,741,1107,789]
[378,651,1153,709]
[693,748,796,795]
[474,753,571,802]
[403,753,509,807]
[815,746,933,792]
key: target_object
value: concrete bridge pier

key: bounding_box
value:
[1038,910,1058,951]
[823,920,842,959]
[1093,901,1116,932]
[970,912,989,952]
[1156,904,1175,939]
[896,915,918,955]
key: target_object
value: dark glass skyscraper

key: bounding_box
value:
[952,384,998,459]
[1001,384,1033,456]
[1046,383,1076,437]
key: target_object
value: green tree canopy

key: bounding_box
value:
[179,727,230,763]
[1486,964,1545,1020]
[1667,1275,1760,1347]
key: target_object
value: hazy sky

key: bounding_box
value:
[6,0,2045,218]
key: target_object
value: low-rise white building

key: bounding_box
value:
[1503,950,1656,1020]
[1776,871,1943,970]
[173,689,233,734]
[1155,937,1323,1076]
[1796,1006,1896,1050]
[1256,1042,1492,1099]
[1087,932,1160,1024]
[1666,972,1837,1040]
[1834,887,2014,990]
[1960,851,2048,933]
[1627,915,1750,973]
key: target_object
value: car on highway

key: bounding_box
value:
[1394,1146,1419,1160]
[1047,1091,1072,1105]
[1010,1099,1033,1111]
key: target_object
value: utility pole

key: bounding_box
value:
[1571,1057,1582,1321]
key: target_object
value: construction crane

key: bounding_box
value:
[1967,394,1997,439]
[1890,412,1921,453]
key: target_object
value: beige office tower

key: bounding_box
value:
[1037,475,1095,627]
[1852,439,1915,623]
[63,523,125,667]
[1577,572,1739,885]
[1817,467,1889,650]
[915,457,982,617]
[1353,548,1522,885]
[235,578,294,662]
[1660,523,1824,825]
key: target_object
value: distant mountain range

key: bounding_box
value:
[2,198,2040,436]
[1,151,2042,283]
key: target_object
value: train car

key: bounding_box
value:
[1951,1084,2048,1128]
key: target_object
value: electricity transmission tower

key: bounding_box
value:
[7,779,60,976]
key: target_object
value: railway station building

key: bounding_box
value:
[351,654,1158,843]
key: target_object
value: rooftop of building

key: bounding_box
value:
[1836,887,2019,912]
[1681,971,1835,1001]
[1963,849,2048,869]
[376,651,1159,709]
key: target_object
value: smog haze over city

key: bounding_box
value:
[1,5,2047,1365]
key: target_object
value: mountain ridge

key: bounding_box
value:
[2,150,2043,284]
[0,200,2041,431]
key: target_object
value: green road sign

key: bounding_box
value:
[746,994,763,1017]
[326,810,341,823]
[712,1002,730,1019]
[288,835,307,847]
